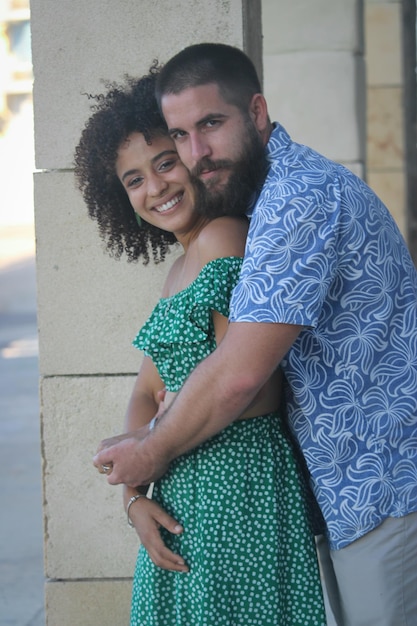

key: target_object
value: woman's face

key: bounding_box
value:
[116,132,200,241]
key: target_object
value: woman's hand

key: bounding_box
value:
[129,497,189,573]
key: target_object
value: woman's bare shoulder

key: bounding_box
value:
[197,216,248,264]
[161,254,185,298]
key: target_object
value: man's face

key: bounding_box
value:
[161,83,267,216]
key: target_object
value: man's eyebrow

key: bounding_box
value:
[196,112,228,126]
[168,112,229,135]
[168,127,183,136]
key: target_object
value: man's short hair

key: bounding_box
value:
[156,43,262,113]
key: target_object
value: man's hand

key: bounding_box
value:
[129,497,189,572]
[93,425,170,486]
[96,430,141,454]
[94,387,170,483]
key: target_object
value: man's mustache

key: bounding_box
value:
[191,157,233,178]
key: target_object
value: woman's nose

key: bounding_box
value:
[147,172,169,197]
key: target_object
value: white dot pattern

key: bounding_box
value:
[133,258,243,392]
[130,414,326,625]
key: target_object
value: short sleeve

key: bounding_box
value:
[192,256,243,316]
[230,171,341,326]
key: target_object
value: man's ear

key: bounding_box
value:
[248,93,269,136]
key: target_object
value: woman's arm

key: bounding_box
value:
[121,356,189,572]
[122,356,162,501]
[126,494,188,572]
[124,356,164,429]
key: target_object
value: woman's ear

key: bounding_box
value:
[248,93,270,139]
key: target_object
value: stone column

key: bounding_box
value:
[365,0,407,234]
[262,0,365,175]
[30,1,261,623]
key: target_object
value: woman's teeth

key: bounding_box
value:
[155,193,182,213]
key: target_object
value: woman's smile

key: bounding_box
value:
[152,191,184,214]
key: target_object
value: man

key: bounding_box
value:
[95,44,417,625]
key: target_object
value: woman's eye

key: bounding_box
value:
[159,159,176,172]
[127,176,143,188]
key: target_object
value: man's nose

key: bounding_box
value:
[190,133,211,165]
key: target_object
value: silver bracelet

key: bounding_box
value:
[126,494,147,528]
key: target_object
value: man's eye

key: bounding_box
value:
[171,130,186,141]
[204,119,221,130]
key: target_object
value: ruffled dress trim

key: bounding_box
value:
[133,257,243,392]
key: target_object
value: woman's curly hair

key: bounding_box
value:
[74,63,178,264]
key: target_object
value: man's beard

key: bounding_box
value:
[191,120,268,219]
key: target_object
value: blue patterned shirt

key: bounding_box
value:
[230,123,417,550]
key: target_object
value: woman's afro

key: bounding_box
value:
[74,63,178,264]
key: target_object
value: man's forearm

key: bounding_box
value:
[145,321,302,465]
[95,322,301,486]
[93,335,252,486]
[148,345,252,461]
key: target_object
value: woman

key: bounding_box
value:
[74,66,325,626]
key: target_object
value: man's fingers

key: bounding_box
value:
[97,462,113,475]
[93,426,168,486]
[93,449,120,483]
[96,431,134,455]
[93,448,111,469]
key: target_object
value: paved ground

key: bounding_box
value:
[0,226,45,625]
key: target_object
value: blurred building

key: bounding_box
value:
[0,0,34,229]
[0,0,32,125]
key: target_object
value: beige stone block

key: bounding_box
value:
[264,51,364,162]
[30,0,259,170]
[34,170,178,376]
[365,3,402,86]
[367,86,404,168]
[42,375,140,579]
[367,169,406,234]
[45,580,132,626]
[262,0,362,53]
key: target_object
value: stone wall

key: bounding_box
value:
[365,0,405,232]
[262,0,407,235]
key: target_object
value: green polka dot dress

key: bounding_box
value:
[132,258,326,626]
